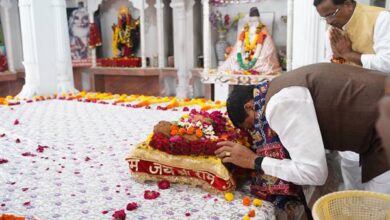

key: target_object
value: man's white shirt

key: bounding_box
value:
[262,86,328,186]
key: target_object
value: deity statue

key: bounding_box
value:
[68,2,89,60]
[0,20,7,72]
[112,6,140,58]
[219,7,281,75]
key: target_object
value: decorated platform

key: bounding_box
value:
[200,69,279,85]
[0,93,275,220]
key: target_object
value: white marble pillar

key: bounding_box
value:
[140,0,147,68]
[291,0,327,69]
[201,0,211,72]
[87,0,102,68]
[386,0,390,9]
[155,0,166,68]
[286,0,294,71]
[52,0,77,93]
[17,0,40,98]
[171,0,187,98]
[132,0,148,68]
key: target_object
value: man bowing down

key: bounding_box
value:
[216,63,390,194]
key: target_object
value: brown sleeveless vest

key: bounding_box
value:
[265,63,390,182]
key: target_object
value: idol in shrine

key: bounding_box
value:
[219,7,281,75]
[112,6,140,58]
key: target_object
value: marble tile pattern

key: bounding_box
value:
[0,100,275,220]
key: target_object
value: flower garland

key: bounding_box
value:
[0,214,27,220]
[236,23,267,71]
[0,92,226,112]
[149,109,252,156]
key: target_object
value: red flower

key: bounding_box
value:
[144,190,160,200]
[0,158,8,164]
[21,152,36,157]
[14,119,19,125]
[15,138,21,143]
[182,107,189,111]
[112,209,126,220]
[36,145,48,153]
[157,180,170,190]
[126,202,138,211]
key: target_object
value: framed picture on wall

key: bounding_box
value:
[67,2,89,62]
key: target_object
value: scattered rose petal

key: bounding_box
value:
[185,212,191,217]
[183,107,189,111]
[36,145,48,153]
[112,209,126,220]
[102,210,109,215]
[15,138,21,143]
[85,157,91,161]
[0,133,5,138]
[203,194,212,199]
[126,202,138,211]
[23,201,31,206]
[14,119,19,125]
[0,158,8,164]
[157,180,170,190]
[144,190,160,200]
[22,188,29,192]
[21,152,36,157]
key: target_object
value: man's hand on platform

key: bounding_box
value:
[215,141,258,169]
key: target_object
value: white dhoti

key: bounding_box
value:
[339,151,390,194]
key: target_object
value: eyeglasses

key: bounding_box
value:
[321,8,340,20]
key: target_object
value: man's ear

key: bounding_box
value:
[243,100,254,112]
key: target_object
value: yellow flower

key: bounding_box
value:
[146,133,153,144]
[224,192,234,202]
[253,198,263,207]
[243,215,251,220]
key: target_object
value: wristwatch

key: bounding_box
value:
[254,156,264,172]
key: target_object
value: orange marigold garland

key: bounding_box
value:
[0,214,29,220]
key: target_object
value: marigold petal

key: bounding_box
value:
[242,196,251,206]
